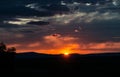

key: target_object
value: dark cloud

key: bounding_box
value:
[0,6,54,17]
[27,21,50,25]
[79,20,120,43]
[0,0,114,17]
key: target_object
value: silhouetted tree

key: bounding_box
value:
[0,42,16,72]
[0,41,16,56]
[0,42,7,53]
[7,47,16,53]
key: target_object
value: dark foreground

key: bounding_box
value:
[14,52,120,76]
[0,52,14,74]
[0,52,120,76]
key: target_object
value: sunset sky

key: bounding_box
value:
[0,0,120,54]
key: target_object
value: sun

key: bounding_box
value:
[63,52,70,59]
[64,52,69,56]
[61,48,71,57]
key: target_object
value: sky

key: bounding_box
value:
[0,0,120,54]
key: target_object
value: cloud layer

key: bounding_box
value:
[0,0,120,54]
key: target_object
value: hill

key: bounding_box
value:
[15,52,120,76]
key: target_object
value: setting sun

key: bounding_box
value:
[64,52,69,56]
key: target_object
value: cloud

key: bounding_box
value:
[27,21,50,25]
[3,17,40,25]
[28,42,41,47]
[71,42,120,54]
[7,10,119,26]
[112,0,120,6]
[2,10,120,46]
[0,0,120,54]
[8,34,79,54]
[25,3,48,12]
[43,34,78,47]
[7,35,120,54]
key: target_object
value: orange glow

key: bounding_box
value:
[10,36,120,55]
[64,52,69,56]
[62,50,70,58]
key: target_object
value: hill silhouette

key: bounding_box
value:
[0,52,15,73]
[15,52,120,76]
[16,52,120,58]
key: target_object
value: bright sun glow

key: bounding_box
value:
[61,48,71,56]
[64,52,69,56]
